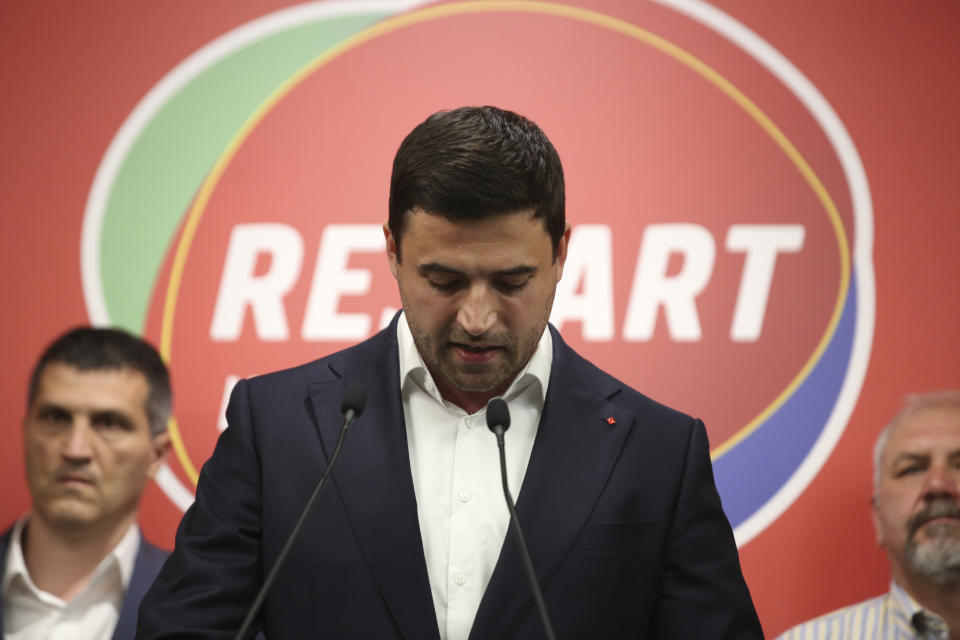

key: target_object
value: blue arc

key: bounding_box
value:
[713,274,857,528]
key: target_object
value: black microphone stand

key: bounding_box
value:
[233,382,366,640]
[487,398,557,640]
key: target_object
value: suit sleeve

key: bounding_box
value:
[136,379,265,639]
[649,418,765,639]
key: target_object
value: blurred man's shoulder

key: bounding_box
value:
[776,591,892,640]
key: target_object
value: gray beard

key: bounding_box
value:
[906,525,960,586]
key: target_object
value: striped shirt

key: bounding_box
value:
[776,582,949,640]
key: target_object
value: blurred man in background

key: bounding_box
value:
[779,390,960,639]
[1,327,172,639]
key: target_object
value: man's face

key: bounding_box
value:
[385,208,569,408]
[873,406,960,585]
[24,363,170,537]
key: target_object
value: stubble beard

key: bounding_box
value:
[35,492,102,534]
[400,279,557,395]
[409,321,547,394]
[28,468,97,531]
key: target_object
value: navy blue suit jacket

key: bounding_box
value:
[136,320,762,638]
[0,525,167,640]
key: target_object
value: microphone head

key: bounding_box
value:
[485,397,510,434]
[341,381,367,417]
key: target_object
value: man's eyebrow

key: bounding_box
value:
[34,401,69,415]
[90,409,136,426]
[493,265,537,277]
[418,263,464,276]
[416,263,537,277]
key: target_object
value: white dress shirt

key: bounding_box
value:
[1,517,140,640]
[397,313,552,640]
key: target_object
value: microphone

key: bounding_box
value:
[485,398,556,640]
[486,396,511,438]
[233,381,366,640]
[341,380,366,425]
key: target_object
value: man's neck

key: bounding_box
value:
[22,513,134,601]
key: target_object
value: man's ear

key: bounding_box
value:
[870,495,885,546]
[146,431,172,480]
[384,221,400,279]
[554,222,572,281]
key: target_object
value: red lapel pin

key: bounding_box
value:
[606,416,616,425]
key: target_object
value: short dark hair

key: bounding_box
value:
[388,106,565,260]
[27,327,172,437]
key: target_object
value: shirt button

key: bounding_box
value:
[454,574,467,586]
[458,491,471,503]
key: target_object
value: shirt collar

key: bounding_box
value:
[1,516,30,596]
[112,520,141,591]
[890,580,949,636]
[1,515,141,597]
[396,312,552,412]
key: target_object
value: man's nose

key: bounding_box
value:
[457,284,498,336]
[922,464,960,499]
[61,420,94,462]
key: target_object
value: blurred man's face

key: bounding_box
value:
[24,363,170,538]
[873,406,960,585]
[385,208,568,412]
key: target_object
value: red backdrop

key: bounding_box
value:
[1,1,958,636]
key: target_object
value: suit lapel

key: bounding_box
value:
[307,330,440,640]
[112,546,140,640]
[470,332,635,639]
[0,528,9,636]
[113,539,167,640]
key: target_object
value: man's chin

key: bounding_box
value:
[437,359,513,393]
[38,499,102,530]
[447,375,506,394]
[907,534,960,585]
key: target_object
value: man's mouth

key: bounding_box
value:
[451,342,503,363]
[56,473,95,487]
[454,343,498,351]
[910,501,960,535]
[919,515,960,526]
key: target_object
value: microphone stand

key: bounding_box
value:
[233,383,365,640]
[488,400,557,640]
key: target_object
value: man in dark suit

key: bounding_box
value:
[137,106,763,638]
[2,327,172,639]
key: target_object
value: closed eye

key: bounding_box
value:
[428,278,464,292]
[894,462,928,477]
[495,278,530,293]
